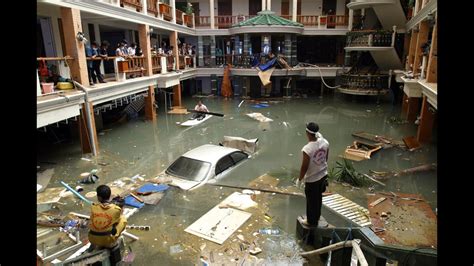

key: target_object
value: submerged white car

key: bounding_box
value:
[156,144,250,190]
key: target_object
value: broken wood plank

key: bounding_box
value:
[403,136,421,151]
[369,197,386,207]
[363,174,386,186]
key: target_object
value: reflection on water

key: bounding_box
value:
[37,95,437,264]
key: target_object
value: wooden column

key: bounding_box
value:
[417,96,435,143]
[139,24,156,121]
[404,95,420,123]
[79,103,99,154]
[170,31,182,107]
[413,21,429,75]
[426,18,437,83]
[403,33,411,68]
[407,31,418,72]
[60,7,89,86]
[401,93,409,117]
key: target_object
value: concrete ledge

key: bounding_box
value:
[401,76,423,98]
[347,0,394,10]
[406,0,437,31]
[418,79,437,110]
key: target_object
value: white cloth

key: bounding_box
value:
[301,136,329,183]
[128,47,136,56]
[195,104,209,113]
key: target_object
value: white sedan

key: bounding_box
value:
[155,144,250,190]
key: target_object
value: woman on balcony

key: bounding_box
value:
[128,43,137,56]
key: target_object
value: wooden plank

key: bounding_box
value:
[403,136,421,151]
[426,17,437,83]
[369,197,386,207]
[416,96,435,143]
[413,21,430,75]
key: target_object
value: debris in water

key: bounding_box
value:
[81,158,92,162]
[170,244,183,255]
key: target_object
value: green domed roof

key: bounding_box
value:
[232,10,303,28]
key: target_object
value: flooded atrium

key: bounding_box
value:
[36,0,437,265]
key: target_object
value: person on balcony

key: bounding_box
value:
[192,100,209,120]
[115,42,127,58]
[86,43,97,86]
[128,43,137,57]
[90,41,107,84]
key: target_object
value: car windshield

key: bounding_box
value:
[165,156,211,182]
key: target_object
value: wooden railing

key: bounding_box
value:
[151,55,162,74]
[184,14,193,27]
[120,0,142,12]
[159,3,172,21]
[176,9,184,24]
[196,16,211,27]
[147,0,159,17]
[215,16,237,28]
[297,15,319,26]
[126,56,146,76]
[281,15,291,20]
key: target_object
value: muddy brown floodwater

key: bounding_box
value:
[37,95,437,265]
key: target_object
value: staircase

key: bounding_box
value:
[347,0,407,31]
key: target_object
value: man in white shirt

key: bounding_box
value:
[298,122,329,227]
[192,100,209,120]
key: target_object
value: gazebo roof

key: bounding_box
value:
[232,10,303,28]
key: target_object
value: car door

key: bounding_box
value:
[214,151,248,180]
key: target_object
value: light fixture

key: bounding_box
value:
[76,32,88,43]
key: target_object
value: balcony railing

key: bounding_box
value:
[159,3,172,21]
[151,55,162,74]
[196,16,211,27]
[346,30,395,47]
[176,9,184,24]
[147,0,159,17]
[120,0,142,12]
[215,16,237,29]
[184,14,193,27]
[337,73,389,91]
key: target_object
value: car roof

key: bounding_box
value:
[182,144,243,165]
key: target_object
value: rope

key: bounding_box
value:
[296,63,341,89]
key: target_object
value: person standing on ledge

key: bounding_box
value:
[298,122,329,227]
[192,100,209,120]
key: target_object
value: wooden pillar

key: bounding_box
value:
[401,93,408,117]
[60,7,89,86]
[210,0,215,29]
[403,95,420,123]
[417,96,435,143]
[413,21,429,76]
[407,31,418,72]
[79,103,99,154]
[426,18,437,83]
[138,24,156,121]
[170,31,182,107]
[292,0,297,22]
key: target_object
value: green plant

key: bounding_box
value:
[331,159,370,187]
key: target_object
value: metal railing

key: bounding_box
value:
[337,72,389,91]
[346,30,395,47]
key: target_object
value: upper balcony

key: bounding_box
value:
[195,14,349,30]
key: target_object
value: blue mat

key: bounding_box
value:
[124,196,145,208]
[136,183,169,193]
[251,104,269,108]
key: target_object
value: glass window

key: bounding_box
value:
[230,151,248,164]
[215,155,235,175]
[166,157,211,182]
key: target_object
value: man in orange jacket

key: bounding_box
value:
[88,185,127,248]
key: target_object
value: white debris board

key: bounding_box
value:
[323,193,371,227]
[185,192,252,244]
